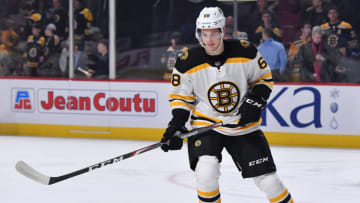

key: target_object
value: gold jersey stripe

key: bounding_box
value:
[256,80,274,88]
[249,72,273,86]
[185,63,211,74]
[225,57,252,64]
[217,119,261,130]
[190,115,262,130]
[192,110,222,123]
[270,189,289,203]
[170,100,194,110]
[190,120,213,127]
[169,94,196,101]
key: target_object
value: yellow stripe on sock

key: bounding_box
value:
[197,188,220,197]
[270,189,289,203]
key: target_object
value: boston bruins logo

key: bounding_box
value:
[327,34,339,47]
[207,81,240,114]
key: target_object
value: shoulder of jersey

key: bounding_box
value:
[339,21,352,29]
[320,23,329,29]
[175,40,257,74]
[175,45,205,74]
[224,39,257,59]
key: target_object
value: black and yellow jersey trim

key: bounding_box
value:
[176,39,258,74]
[320,21,353,30]
[249,72,274,89]
[190,109,262,131]
[169,93,196,110]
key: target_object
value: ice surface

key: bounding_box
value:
[1,135,360,203]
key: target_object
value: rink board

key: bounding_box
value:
[0,78,360,148]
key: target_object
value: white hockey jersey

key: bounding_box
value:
[169,40,273,136]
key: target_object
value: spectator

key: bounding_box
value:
[248,0,279,43]
[254,11,282,45]
[43,24,61,57]
[257,27,287,81]
[9,3,28,41]
[86,39,109,79]
[302,0,328,27]
[24,23,45,77]
[288,23,312,61]
[22,2,42,38]
[74,0,94,45]
[224,16,248,40]
[160,32,188,80]
[320,6,358,57]
[51,0,67,40]
[288,22,312,81]
[39,23,61,77]
[0,20,19,76]
[293,26,337,82]
[0,19,19,55]
[59,40,88,77]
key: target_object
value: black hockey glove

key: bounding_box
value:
[160,122,188,152]
[237,93,266,127]
[160,109,189,152]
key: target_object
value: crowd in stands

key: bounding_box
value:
[243,0,359,83]
[0,0,109,78]
[163,0,359,83]
[0,0,359,83]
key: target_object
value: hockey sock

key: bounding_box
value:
[195,156,221,203]
[197,188,221,203]
[253,172,294,203]
[269,188,294,203]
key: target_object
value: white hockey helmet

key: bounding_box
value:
[195,7,226,43]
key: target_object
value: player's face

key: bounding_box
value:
[200,29,222,52]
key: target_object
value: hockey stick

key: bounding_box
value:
[15,117,238,185]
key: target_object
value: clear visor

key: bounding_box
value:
[196,28,223,40]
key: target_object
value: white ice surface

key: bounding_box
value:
[1,135,360,203]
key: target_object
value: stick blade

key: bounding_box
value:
[15,161,50,185]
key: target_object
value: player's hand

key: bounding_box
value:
[237,94,266,126]
[160,123,187,152]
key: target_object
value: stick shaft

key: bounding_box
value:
[49,142,161,184]
[16,117,237,185]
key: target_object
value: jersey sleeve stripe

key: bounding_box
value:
[170,100,194,110]
[169,94,196,102]
[248,72,273,86]
[169,99,195,105]
[185,63,211,74]
[253,80,274,89]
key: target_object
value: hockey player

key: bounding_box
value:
[160,7,294,203]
